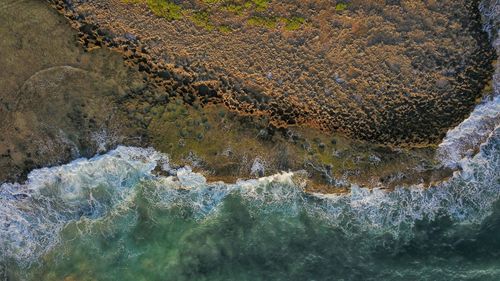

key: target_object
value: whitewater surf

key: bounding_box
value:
[1,0,500,280]
[1,116,499,280]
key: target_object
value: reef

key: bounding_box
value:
[49,0,495,145]
[0,0,495,193]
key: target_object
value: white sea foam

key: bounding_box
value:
[314,130,499,237]
[438,0,499,168]
[479,0,500,40]
[1,86,498,272]
[0,145,304,266]
[0,146,167,265]
[437,95,500,168]
[1,123,498,266]
[2,1,500,269]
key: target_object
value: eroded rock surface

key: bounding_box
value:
[51,0,496,144]
[0,0,493,192]
[0,1,144,182]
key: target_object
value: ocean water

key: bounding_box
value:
[1,1,500,280]
[1,118,499,280]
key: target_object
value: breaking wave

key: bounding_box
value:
[1,1,499,280]
[1,121,498,271]
[437,0,499,168]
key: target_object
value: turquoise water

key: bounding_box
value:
[1,120,499,280]
[0,0,498,280]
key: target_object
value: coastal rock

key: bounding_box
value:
[48,0,496,145]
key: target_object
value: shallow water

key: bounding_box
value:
[1,117,499,280]
[1,61,499,281]
[1,1,500,280]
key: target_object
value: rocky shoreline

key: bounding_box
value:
[0,0,494,193]
[50,0,496,145]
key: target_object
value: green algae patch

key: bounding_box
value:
[252,0,271,11]
[247,16,278,29]
[147,0,183,20]
[144,97,443,192]
[147,100,272,178]
[218,25,233,33]
[122,0,305,32]
[190,11,215,30]
[122,0,184,21]
[283,17,305,31]
[335,2,348,11]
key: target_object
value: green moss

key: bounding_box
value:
[190,11,215,30]
[335,2,348,11]
[252,0,270,11]
[218,25,233,33]
[222,4,246,14]
[149,100,263,166]
[144,0,184,20]
[247,16,277,29]
[284,17,305,31]
[122,0,305,32]
[202,0,223,4]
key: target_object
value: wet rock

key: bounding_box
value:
[157,70,171,79]
[436,78,450,89]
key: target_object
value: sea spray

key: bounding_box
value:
[437,95,499,168]
[1,2,500,279]
[0,147,168,265]
[2,81,500,279]
[438,0,500,168]
[0,123,498,279]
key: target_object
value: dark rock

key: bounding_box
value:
[157,70,171,79]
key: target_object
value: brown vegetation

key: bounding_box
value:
[52,0,496,145]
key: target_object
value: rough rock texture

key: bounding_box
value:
[51,0,496,145]
[0,0,145,182]
[1,0,493,192]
